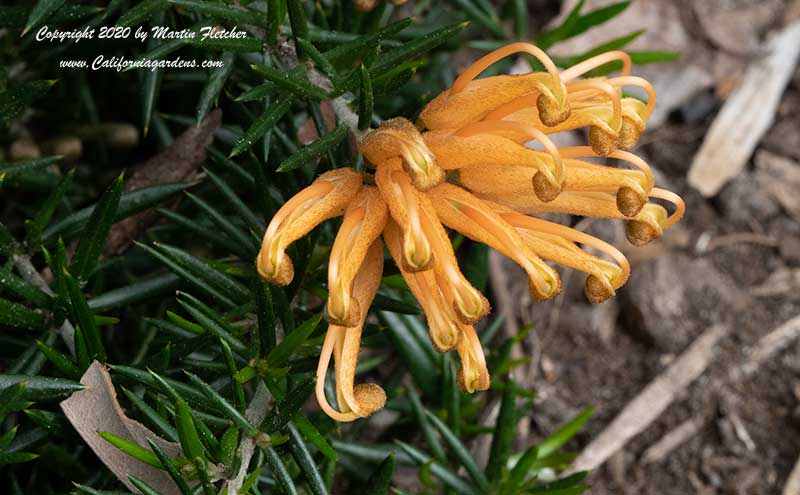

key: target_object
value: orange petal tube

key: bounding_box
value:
[359,118,444,190]
[501,211,631,303]
[375,158,434,272]
[477,190,670,247]
[416,194,490,325]
[384,220,462,352]
[419,42,568,130]
[316,241,385,422]
[424,126,565,201]
[327,186,388,327]
[257,168,363,285]
[427,183,560,301]
[455,325,490,393]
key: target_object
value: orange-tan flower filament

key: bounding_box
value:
[428,183,560,301]
[501,211,631,302]
[559,51,633,82]
[315,241,385,422]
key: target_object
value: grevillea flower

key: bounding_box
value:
[256,43,685,421]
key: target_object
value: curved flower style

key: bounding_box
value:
[256,43,685,421]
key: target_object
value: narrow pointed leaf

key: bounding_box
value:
[395,441,481,495]
[110,365,211,410]
[35,340,80,378]
[169,0,256,24]
[379,311,438,396]
[0,80,57,124]
[26,168,74,244]
[291,414,337,462]
[128,475,163,495]
[196,52,235,122]
[364,453,395,495]
[0,452,39,465]
[140,56,162,137]
[451,0,502,37]
[288,422,328,495]
[323,18,411,65]
[0,383,27,422]
[264,446,299,495]
[42,182,189,243]
[296,38,337,81]
[185,371,256,435]
[184,191,255,255]
[261,376,315,433]
[64,270,105,361]
[486,379,517,482]
[175,398,206,462]
[369,22,468,77]
[286,0,309,59]
[71,173,124,279]
[141,241,248,306]
[425,410,489,491]
[408,388,447,463]
[0,297,45,330]
[115,0,167,27]
[277,124,347,172]
[254,279,277,356]
[204,167,264,234]
[0,156,61,183]
[266,312,323,369]
[22,0,65,35]
[122,388,178,442]
[88,272,180,312]
[536,1,630,49]
[99,431,163,469]
[536,407,594,459]
[251,64,329,100]
[230,96,292,157]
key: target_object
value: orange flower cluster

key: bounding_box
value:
[257,43,685,421]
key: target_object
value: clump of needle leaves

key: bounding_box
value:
[0,1,675,494]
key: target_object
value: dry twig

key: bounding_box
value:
[569,324,728,473]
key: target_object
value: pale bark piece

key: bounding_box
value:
[60,361,182,494]
[742,314,800,376]
[755,150,800,221]
[569,324,728,473]
[784,452,800,495]
[13,254,76,354]
[226,381,269,494]
[688,22,800,197]
[641,416,706,464]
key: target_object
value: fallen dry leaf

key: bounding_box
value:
[105,109,222,255]
[60,361,183,494]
